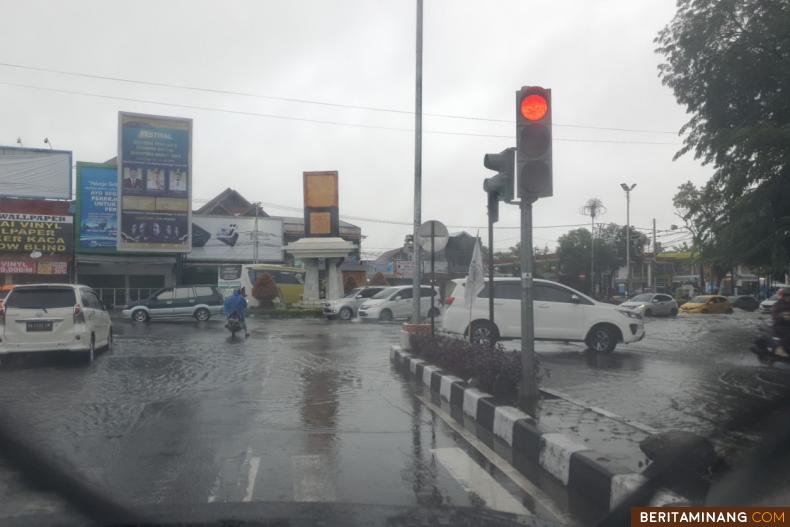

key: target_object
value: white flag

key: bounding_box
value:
[464,238,485,308]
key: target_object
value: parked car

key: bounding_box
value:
[759,293,779,314]
[619,293,678,317]
[679,295,733,314]
[122,285,225,322]
[441,277,645,353]
[358,285,440,322]
[323,286,386,320]
[728,295,760,312]
[0,284,112,363]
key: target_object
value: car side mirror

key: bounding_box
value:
[571,294,581,304]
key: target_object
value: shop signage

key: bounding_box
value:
[0,212,73,254]
[118,112,192,253]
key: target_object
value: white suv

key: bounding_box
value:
[358,285,440,322]
[0,284,113,363]
[442,277,644,353]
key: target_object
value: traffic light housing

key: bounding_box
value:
[483,147,516,203]
[516,86,552,198]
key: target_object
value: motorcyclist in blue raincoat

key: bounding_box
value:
[224,288,249,337]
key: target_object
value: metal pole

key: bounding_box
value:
[430,222,435,335]
[411,0,423,323]
[652,218,657,292]
[520,198,537,413]
[254,202,259,264]
[590,213,595,297]
[488,204,495,325]
[626,190,631,297]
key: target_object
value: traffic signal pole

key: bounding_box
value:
[487,195,496,325]
[520,197,538,412]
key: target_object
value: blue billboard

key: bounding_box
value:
[76,163,118,251]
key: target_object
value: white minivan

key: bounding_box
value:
[0,284,113,363]
[442,277,645,353]
[358,285,440,322]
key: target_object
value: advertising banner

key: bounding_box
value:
[189,216,283,262]
[0,147,72,199]
[0,260,36,274]
[0,212,73,254]
[76,163,118,251]
[118,112,192,252]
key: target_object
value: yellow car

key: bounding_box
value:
[679,295,734,314]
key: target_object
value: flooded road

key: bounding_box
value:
[0,318,559,525]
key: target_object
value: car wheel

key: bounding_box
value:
[644,308,653,317]
[338,307,353,320]
[132,309,149,323]
[586,325,617,353]
[194,308,211,322]
[670,308,678,317]
[469,320,499,347]
[379,309,393,322]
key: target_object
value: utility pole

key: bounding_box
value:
[620,183,636,296]
[253,202,260,264]
[411,0,423,323]
[652,218,657,292]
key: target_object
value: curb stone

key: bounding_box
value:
[390,345,693,513]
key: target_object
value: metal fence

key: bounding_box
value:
[93,288,158,308]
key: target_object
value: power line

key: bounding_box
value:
[0,62,678,135]
[0,82,681,146]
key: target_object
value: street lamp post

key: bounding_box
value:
[620,183,636,297]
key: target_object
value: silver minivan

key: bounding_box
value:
[323,286,386,320]
[357,285,440,322]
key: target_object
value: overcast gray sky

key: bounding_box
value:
[0,0,710,257]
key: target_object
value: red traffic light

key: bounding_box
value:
[520,94,548,121]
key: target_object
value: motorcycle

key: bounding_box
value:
[225,312,243,338]
[750,331,790,365]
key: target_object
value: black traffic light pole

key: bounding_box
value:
[520,197,538,413]
[487,193,497,326]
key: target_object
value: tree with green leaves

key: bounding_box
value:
[657,0,790,276]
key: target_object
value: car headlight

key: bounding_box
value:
[618,309,643,320]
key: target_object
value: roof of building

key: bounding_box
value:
[195,188,267,217]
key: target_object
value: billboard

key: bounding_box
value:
[189,215,283,262]
[303,171,339,237]
[76,163,118,251]
[0,147,72,199]
[0,211,73,255]
[117,112,192,252]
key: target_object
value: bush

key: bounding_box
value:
[369,272,389,286]
[343,275,358,294]
[252,272,279,307]
[408,334,532,399]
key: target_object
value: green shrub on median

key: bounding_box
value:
[408,334,531,399]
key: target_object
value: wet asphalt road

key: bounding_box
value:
[0,310,788,524]
[0,317,555,525]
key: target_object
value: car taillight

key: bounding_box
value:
[445,296,455,306]
[74,304,85,323]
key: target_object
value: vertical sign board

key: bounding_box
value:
[76,163,118,252]
[117,112,192,252]
[303,171,339,237]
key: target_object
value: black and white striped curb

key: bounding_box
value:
[390,345,691,512]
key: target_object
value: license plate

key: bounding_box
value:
[26,320,53,332]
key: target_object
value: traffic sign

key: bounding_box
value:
[417,220,449,253]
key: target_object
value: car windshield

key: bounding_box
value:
[4,288,76,309]
[3,1,789,524]
[629,294,653,302]
[371,287,399,299]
